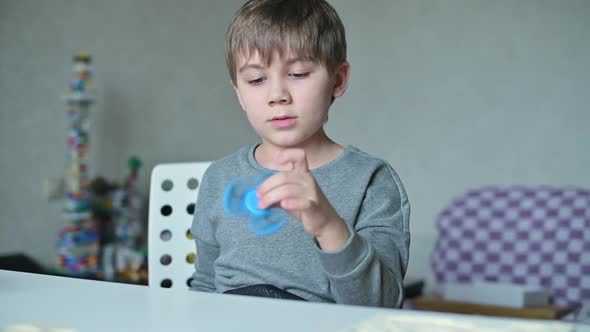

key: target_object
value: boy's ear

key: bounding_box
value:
[332,61,350,98]
[232,81,246,111]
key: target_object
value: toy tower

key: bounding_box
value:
[56,53,100,277]
[103,156,147,282]
[113,156,144,248]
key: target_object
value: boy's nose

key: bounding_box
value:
[267,84,292,106]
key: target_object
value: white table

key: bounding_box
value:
[0,270,586,332]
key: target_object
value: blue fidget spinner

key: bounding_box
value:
[223,172,288,236]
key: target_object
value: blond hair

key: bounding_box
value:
[225,0,347,85]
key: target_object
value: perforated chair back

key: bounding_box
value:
[432,186,590,307]
[148,162,211,290]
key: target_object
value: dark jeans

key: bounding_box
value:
[224,284,307,301]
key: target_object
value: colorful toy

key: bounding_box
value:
[99,156,146,282]
[113,156,143,246]
[223,172,288,236]
[56,52,100,277]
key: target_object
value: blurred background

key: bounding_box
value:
[0,0,588,298]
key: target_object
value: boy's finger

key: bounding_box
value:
[276,149,309,173]
[258,183,304,209]
[280,197,310,211]
[257,172,283,197]
[257,171,295,197]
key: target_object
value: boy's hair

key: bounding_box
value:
[225,0,347,85]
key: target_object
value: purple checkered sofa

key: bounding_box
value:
[432,186,590,310]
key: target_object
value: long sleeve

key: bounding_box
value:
[189,168,220,293]
[316,163,411,307]
[190,238,219,292]
[185,144,410,305]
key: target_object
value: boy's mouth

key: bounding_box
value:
[269,116,297,128]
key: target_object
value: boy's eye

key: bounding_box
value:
[289,72,310,79]
[248,77,266,85]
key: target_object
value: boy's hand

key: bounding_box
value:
[257,149,350,250]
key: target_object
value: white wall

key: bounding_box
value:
[1,0,589,291]
[334,0,590,289]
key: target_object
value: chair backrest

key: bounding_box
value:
[432,186,590,307]
[148,162,211,290]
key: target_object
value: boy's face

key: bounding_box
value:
[232,49,349,149]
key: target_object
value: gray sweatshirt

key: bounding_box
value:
[190,144,410,307]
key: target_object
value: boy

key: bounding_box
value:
[190,0,410,308]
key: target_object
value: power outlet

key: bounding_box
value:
[43,176,64,200]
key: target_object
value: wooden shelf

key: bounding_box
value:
[413,296,577,320]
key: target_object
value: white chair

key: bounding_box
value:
[148,162,211,290]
